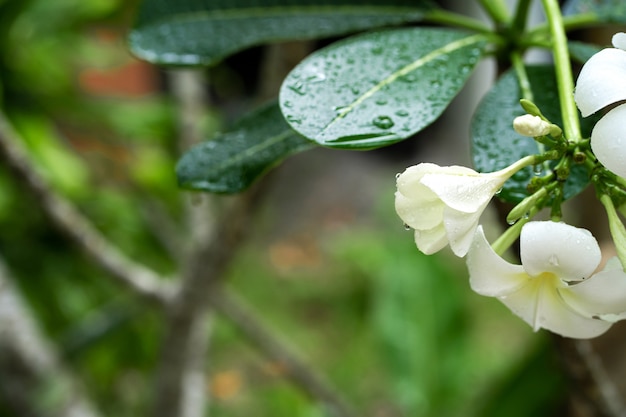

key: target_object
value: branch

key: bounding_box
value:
[0,111,174,305]
[0,258,102,417]
[209,287,359,417]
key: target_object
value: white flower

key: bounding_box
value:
[395,159,528,257]
[468,221,626,339]
[574,32,626,178]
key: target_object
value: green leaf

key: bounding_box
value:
[568,40,603,64]
[176,102,315,194]
[471,66,593,204]
[129,0,436,66]
[279,27,488,150]
[563,0,626,24]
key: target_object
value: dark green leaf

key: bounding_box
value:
[280,27,488,149]
[176,102,315,193]
[471,66,593,204]
[563,0,626,24]
[129,0,436,66]
[568,40,603,63]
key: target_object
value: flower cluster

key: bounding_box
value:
[575,32,626,178]
[395,32,626,339]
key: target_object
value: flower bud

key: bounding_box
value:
[513,114,552,137]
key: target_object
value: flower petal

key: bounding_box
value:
[467,226,528,296]
[443,206,483,257]
[395,191,444,230]
[561,266,626,316]
[574,48,626,117]
[520,222,601,282]
[498,276,612,338]
[420,169,503,213]
[590,103,626,178]
[414,224,448,255]
[612,32,626,50]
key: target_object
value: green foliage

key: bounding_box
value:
[471,66,591,204]
[176,102,315,193]
[280,28,487,149]
[129,0,436,66]
[563,0,626,23]
[568,40,603,63]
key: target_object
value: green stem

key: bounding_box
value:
[527,13,599,38]
[424,9,493,33]
[478,0,511,24]
[541,0,582,142]
[511,51,533,101]
[513,0,532,33]
[600,194,626,271]
[492,207,537,256]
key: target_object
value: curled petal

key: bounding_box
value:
[414,224,448,255]
[520,222,600,282]
[395,191,443,230]
[443,207,483,257]
[561,265,626,316]
[420,170,503,213]
[499,276,612,338]
[574,48,626,117]
[467,226,527,296]
[590,103,626,178]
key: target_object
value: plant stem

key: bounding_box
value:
[478,0,511,24]
[600,194,626,271]
[492,209,534,256]
[513,0,532,33]
[423,9,492,33]
[541,0,582,142]
[511,51,533,101]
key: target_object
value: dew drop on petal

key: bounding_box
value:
[404,223,411,231]
[549,254,559,266]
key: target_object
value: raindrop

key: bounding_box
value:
[288,81,306,96]
[372,115,394,129]
[395,110,409,117]
[286,115,301,124]
[404,223,411,231]
[507,218,517,226]
[430,80,442,89]
[283,101,293,108]
[495,187,503,195]
[333,105,350,114]
[533,165,543,175]
[371,46,384,55]
[375,98,388,105]
[350,86,360,95]
[395,173,401,179]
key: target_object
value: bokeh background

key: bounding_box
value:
[0,0,571,416]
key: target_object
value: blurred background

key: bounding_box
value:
[0,0,570,416]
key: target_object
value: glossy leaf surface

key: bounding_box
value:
[176,102,315,194]
[563,0,626,23]
[129,0,435,66]
[471,66,593,204]
[280,27,487,149]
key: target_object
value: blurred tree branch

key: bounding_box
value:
[0,82,357,416]
[0,258,101,417]
[0,112,175,305]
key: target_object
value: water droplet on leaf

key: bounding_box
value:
[372,115,394,129]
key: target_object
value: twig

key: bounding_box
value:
[151,69,218,417]
[0,258,102,417]
[0,111,175,305]
[209,287,360,417]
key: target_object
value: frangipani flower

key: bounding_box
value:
[468,221,626,339]
[574,32,626,178]
[395,158,530,257]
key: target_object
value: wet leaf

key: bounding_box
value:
[279,27,488,149]
[176,102,315,194]
[563,0,626,24]
[129,0,436,66]
[471,66,594,204]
